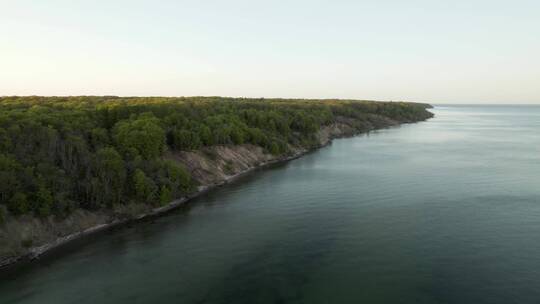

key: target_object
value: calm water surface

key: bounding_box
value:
[1,105,540,304]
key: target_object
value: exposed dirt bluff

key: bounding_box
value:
[0,114,422,268]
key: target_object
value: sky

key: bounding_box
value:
[1,0,539,104]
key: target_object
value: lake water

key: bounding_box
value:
[1,105,540,304]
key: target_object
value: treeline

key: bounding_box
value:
[0,96,432,222]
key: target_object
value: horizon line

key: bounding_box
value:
[0,95,538,105]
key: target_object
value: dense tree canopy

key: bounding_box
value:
[0,96,432,220]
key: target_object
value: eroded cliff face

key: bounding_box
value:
[168,145,275,186]
[165,121,366,187]
[0,115,412,268]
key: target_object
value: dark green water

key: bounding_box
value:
[1,105,540,304]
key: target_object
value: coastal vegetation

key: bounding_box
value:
[0,96,432,223]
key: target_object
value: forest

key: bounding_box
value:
[0,96,432,222]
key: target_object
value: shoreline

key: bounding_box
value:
[0,118,430,270]
[0,140,312,270]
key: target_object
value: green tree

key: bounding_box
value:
[0,128,12,152]
[163,160,191,194]
[199,125,213,145]
[90,128,110,150]
[35,185,53,218]
[0,154,20,203]
[159,185,172,206]
[269,142,281,155]
[92,147,126,207]
[8,192,29,216]
[172,130,194,150]
[113,115,166,159]
[133,169,157,203]
[230,127,245,145]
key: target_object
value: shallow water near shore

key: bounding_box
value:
[2,105,540,304]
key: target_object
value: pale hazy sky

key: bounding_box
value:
[1,0,539,104]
